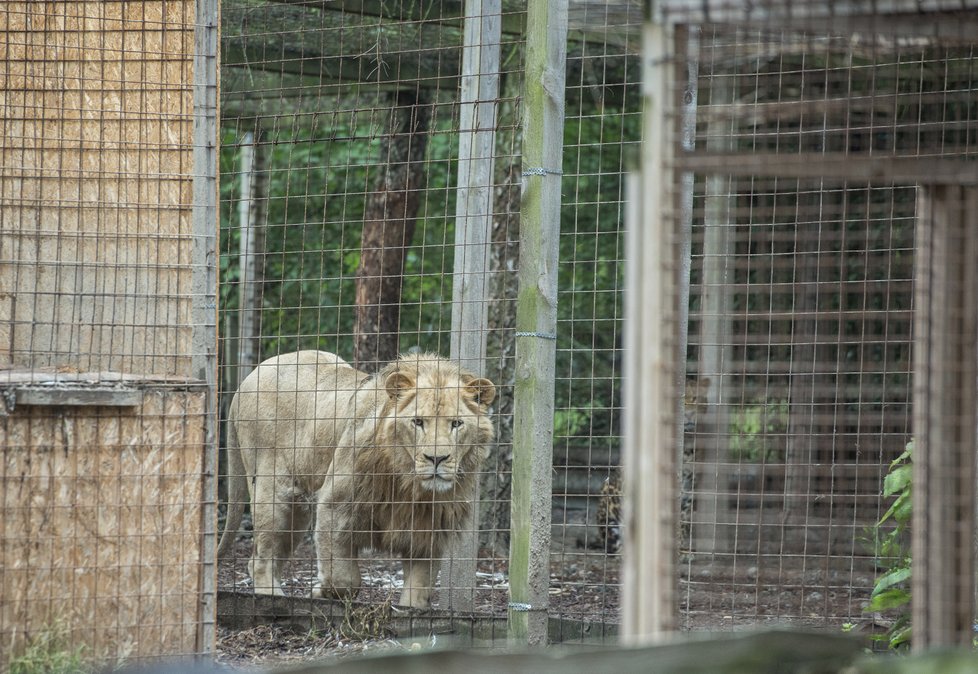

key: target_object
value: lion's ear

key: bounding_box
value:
[385,371,416,399]
[466,378,496,407]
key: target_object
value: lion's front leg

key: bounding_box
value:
[399,558,436,609]
[312,490,361,600]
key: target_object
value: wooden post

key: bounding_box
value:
[236,129,267,386]
[508,0,567,646]
[621,14,678,643]
[445,0,502,614]
[192,0,219,654]
[693,72,735,556]
[911,184,978,651]
[480,72,523,554]
[674,24,701,555]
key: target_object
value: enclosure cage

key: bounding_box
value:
[216,0,640,653]
[627,0,978,649]
[3,0,978,669]
[216,0,978,658]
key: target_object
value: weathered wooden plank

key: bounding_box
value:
[689,33,735,557]
[657,1,978,42]
[911,185,978,651]
[2,391,206,660]
[12,387,142,408]
[2,1,198,377]
[193,0,221,655]
[676,152,978,185]
[508,0,568,646]
[221,3,462,87]
[446,0,503,615]
[0,368,207,388]
[621,14,679,643]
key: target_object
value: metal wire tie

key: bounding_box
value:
[515,331,557,340]
[521,167,563,176]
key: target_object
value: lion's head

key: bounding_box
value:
[376,353,496,495]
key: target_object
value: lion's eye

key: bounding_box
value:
[450,419,463,430]
[412,417,424,429]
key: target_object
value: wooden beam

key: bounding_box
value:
[508,0,567,646]
[691,63,735,557]
[445,0,502,615]
[267,0,642,47]
[221,2,639,104]
[193,0,221,655]
[222,43,460,89]
[911,184,978,651]
[9,387,142,408]
[236,130,268,387]
[656,2,978,42]
[622,14,679,644]
[221,3,462,87]
[676,152,978,185]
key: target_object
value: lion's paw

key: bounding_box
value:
[312,581,356,600]
[397,590,432,610]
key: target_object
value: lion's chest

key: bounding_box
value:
[351,498,466,559]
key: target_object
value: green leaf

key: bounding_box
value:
[880,490,910,524]
[889,624,912,649]
[867,588,911,612]
[883,463,911,497]
[871,566,912,597]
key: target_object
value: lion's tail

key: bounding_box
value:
[218,415,248,558]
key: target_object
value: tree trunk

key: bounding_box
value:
[354,91,432,373]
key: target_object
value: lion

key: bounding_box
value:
[217,350,496,609]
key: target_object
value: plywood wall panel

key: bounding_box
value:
[0,389,206,661]
[1,1,197,377]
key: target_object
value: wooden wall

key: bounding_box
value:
[1,388,206,661]
[0,1,198,378]
[0,0,212,665]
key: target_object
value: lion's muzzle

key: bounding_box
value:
[417,453,457,492]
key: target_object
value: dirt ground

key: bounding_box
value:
[215,525,878,669]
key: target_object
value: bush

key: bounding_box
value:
[865,440,913,650]
[7,622,93,674]
[729,400,789,462]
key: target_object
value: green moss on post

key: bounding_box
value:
[507,0,567,646]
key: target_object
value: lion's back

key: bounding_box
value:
[230,351,363,476]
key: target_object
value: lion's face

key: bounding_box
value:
[383,364,496,494]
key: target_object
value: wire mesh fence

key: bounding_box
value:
[217,0,527,654]
[655,4,978,647]
[216,0,650,648]
[216,0,978,658]
[3,0,978,668]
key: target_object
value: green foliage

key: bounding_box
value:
[220,89,642,447]
[729,401,789,461]
[555,105,640,440]
[7,622,94,674]
[554,406,592,439]
[865,440,913,651]
[220,108,459,362]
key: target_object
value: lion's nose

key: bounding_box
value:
[424,454,448,468]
